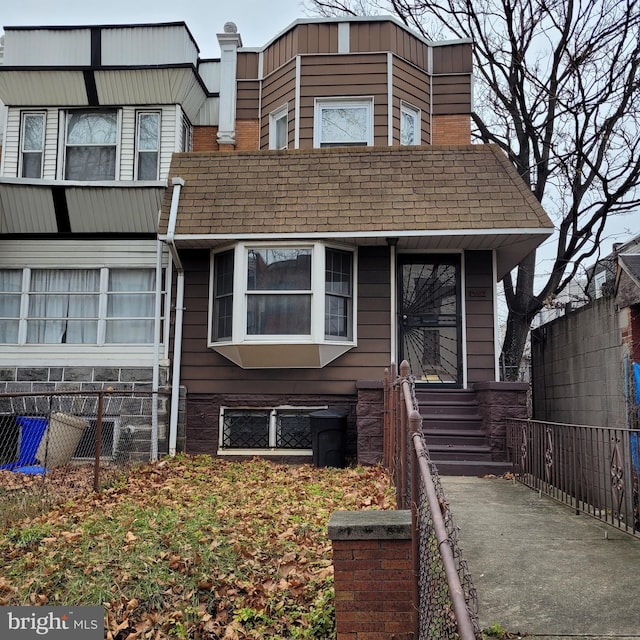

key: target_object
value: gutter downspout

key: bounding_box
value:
[151,236,163,461]
[166,177,185,457]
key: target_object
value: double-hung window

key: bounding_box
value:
[0,267,159,345]
[269,105,288,150]
[135,111,160,180]
[20,112,45,178]
[64,110,118,180]
[400,102,421,146]
[314,98,373,148]
[210,243,355,365]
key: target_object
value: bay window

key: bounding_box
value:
[0,267,159,345]
[65,110,118,180]
[210,243,355,367]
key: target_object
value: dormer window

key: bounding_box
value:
[64,110,118,181]
[20,112,45,178]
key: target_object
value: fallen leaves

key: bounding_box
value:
[0,455,395,639]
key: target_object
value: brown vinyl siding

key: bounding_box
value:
[178,246,391,397]
[432,75,472,115]
[432,43,473,75]
[260,58,297,148]
[392,57,431,144]
[464,250,496,383]
[350,22,430,70]
[236,80,260,120]
[236,51,259,80]
[298,54,389,149]
[262,23,340,75]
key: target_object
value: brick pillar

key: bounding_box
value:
[328,510,416,640]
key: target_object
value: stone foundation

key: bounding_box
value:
[356,381,385,465]
[473,381,529,460]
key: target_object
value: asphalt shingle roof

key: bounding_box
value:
[159,144,553,236]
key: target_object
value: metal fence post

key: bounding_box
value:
[93,392,104,492]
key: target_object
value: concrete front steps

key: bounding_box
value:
[415,388,512,476]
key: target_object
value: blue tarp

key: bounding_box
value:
[0,416,48,472]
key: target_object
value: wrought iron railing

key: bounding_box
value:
[507,419,640,537]
[384,361,481,640]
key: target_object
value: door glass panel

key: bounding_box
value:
[399,259,461,384]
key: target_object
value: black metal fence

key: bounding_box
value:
[0,390,170,527]
[384,361,481,640]
[507,419,640,537]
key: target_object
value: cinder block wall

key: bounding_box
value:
[329,511,416,640]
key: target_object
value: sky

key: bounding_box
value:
[0,0,308,56]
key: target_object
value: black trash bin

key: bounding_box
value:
[310,409,347,468]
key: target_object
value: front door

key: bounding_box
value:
[398,255,462,385]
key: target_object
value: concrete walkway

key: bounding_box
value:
[440,476,640,640]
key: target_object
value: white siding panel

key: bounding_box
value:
[43,109,59,180]
[2,108,20,177]
[198,61,222,93]
[0,238,165,267]
[101,25,199,67]
[0,185,57,233]
[195,98,220,126]
[3,29,91,66]
[120,107,136,181]
[66,186,163,233]
[0,71,88,106]
[159,106,177,179]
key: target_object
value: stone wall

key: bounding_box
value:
[356,381,384,465]
[473,381,529,460]
[0,365,173,460]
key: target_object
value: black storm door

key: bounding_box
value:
[398,255,462,385]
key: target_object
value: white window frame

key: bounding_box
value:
[134,110,161,181]
[269,104,288,150]
[400,101,421,146]
[62,109,120,181]
[313,97,374,148]
[218,405,327,455]
[594,270,607,298]
[209,241,356,346]
[0,267,162,346]
[19,111,46,179]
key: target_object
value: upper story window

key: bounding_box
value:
[400,102,421,146]
[0,267,159,345]
[269,105,288,150]
[20,112,45,178]
[64,110,118,181]
[314,98,373,148]
[211,243,354,350]
[135,111,160,180]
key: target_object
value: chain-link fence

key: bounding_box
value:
[383,362,481,640]
[0,390,169,527]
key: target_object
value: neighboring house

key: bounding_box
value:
[531,234,640,429]
[156,17,554,468]
[0,22,226,456]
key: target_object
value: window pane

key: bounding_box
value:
[0,294,20,316]
[0,268,21,343]
[326,249,352,295]
[66,147,116,181]
[137,152,158,180]
[23,114,44,151]
[107,293,155,317]
[0,320,19,343]
[325,294,350,338]
[21,153,43,179]
[137,113,159,151]
[214,251,234,341]
[109,269,155,292]
[247,294,311,335]
[321,106,369,144]
[0,270,22,292]
[247,249,311,291]
[275,115,287,149]
[106,319,154,343]
[67,111,117,144]
[222,410,270,448]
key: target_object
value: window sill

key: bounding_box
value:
[210,342,355,368]
[218,448,312,456]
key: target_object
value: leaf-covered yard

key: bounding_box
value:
[0,455,395,639]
